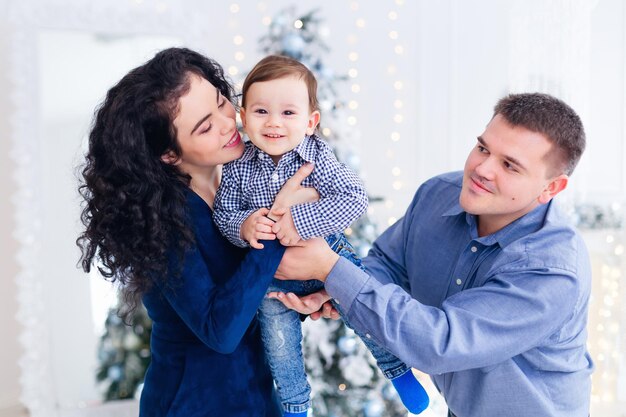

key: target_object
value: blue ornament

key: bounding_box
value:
[282,33,305,58]
[382,381,400,401]
[363,399,384,417]
[319,65,334,80]
[358,244,372,258]
[346,153,360,170]
[107,365,123,382]
[337,335,358,355]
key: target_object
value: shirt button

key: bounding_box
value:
[471,246,477,253]
[456,278,462,286]
[271,173,279,181]
[365,333,371,339]
[334,299,340,305]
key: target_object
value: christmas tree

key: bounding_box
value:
[96,302,152,401]
[257,7,407,417]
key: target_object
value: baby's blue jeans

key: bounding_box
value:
[258,232,410,413]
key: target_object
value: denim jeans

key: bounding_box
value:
[258,232,410,413]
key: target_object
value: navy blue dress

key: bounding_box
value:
[139,191,285,416]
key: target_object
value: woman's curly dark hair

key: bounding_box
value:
[77,47,236,321]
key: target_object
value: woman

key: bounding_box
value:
[77,47,315,416]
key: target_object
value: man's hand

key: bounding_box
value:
[240,208,276,249]
[270,162,319,219]
[267,289,340,320]
[271,209,301,246]
[275,237,339,282]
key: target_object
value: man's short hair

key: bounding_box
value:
[494,93,586,176]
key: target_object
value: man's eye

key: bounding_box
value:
[504,161,517,172]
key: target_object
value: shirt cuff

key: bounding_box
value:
[325,257,372,313]
[290,203,321,240]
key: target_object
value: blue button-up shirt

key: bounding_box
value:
[214,134,368,247]
[326,171,593,417]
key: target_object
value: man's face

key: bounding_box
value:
[459,114,566,236]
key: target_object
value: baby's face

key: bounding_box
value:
[240,75,319,164]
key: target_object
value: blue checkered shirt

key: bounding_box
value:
[213,134,368,248]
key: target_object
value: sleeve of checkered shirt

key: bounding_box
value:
[290,143,369,240]
[213,162,257,248]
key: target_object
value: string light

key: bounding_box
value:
[585,228,625,410]
[227,1,249,89]
[336,0,365,201]
[384,0,407,225]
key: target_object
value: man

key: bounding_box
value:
[272,93,593,417]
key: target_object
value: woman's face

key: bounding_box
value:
[168,74,244,175]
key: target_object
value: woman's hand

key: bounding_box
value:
[269,162,319,220]
[267,289,340,320]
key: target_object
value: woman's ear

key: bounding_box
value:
[160,150,181,166]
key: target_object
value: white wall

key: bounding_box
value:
[0,4,27,416]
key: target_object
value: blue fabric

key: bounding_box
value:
[390,370,429,413]
[139,190,285,417]
[259,233,410,412]
[325,171,594,417]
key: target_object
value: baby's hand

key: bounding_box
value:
[271,209,301,246]
[241,208,276,249]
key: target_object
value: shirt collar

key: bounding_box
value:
[442,196,551,248]
[292,134,317,163]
